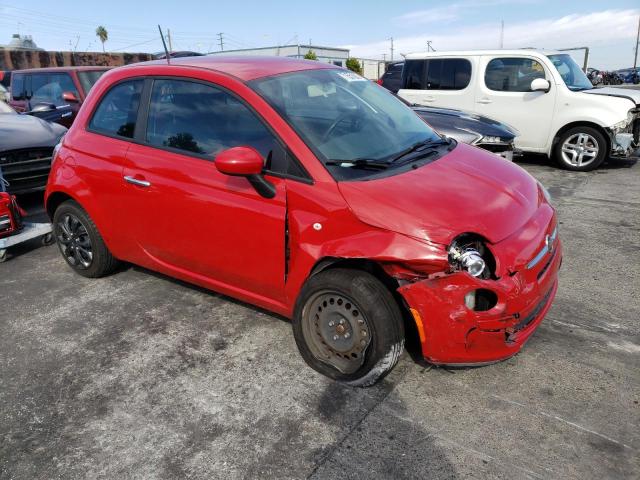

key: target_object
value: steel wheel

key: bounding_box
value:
[300,290,372,374]
[55,213,93,269]
[560,132,599,168]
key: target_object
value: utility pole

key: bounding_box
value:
[218,32,224,51]
[426,40,434,52]
[500,20,504,49]
[167,29,173,53]
[389,37,394,61]
[634,15,639,69]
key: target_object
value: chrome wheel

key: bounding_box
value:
[301,291,372,374]
[561,133,599,168]
[56,213,93,269]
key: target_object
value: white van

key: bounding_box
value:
[397,50,639,171]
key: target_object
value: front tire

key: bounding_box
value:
[554,126,607,171]
[53,200,119,278]
[292,268,404,387]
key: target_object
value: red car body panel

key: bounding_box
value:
[45,57,561,364]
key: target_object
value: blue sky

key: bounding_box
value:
[0,1,638,69]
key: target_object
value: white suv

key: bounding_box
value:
[398,50,639,171]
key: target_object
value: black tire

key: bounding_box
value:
[52,200,119,278]
[553,126,607,172]
[292,268,404,387]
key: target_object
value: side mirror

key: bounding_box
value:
[215,146,276,198]
[62,91,79,103]
[29,102,57,113]
[530,78,550,93]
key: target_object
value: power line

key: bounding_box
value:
[218,32,224,51]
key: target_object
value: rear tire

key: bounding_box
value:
[293,268,404,387]
[554,126,607,172]
[53,200,119,278]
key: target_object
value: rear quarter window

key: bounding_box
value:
[11,74,25,100]
[88,80,144,139]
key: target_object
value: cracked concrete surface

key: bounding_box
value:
[1,156,638,479]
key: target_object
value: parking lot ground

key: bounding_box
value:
[1,155,639,479]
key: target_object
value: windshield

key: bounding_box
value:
[0,101,15,114]
[77,70,106,95]
[547,54,592,91]
[250,69,444,180]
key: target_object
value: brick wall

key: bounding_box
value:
[0,49,153,71]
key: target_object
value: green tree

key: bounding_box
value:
[346,57,363,75]
[95,26,108,52]
[303,50,317,61]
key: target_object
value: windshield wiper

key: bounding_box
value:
[325,158,389,170]
[389,138,450,164]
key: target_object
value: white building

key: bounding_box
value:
[208,44,385,79]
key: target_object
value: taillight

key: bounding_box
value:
[377,79,383,85]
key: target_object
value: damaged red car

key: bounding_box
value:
[45,57,561,386]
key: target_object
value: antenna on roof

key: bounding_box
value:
[158,25,170,65]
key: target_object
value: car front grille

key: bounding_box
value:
[0,147,53,194]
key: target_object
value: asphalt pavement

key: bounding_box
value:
[1,154,638,479]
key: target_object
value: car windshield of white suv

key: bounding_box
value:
[547,54,593,91]
[250,69,448,180]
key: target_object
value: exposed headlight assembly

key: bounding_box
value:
[448,234,495,279]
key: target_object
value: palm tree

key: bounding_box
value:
[95,26,108,52]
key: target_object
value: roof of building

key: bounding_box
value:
[131,55,340,81]
[208,44,350,54]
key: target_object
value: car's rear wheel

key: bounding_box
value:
[554,126,607,171]
[53,200,119,278]
[293,268,404,387]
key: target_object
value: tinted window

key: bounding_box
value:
[426,59,471,90]
[78,70,107,95]
[403,60,426,89]
[89,80,143,138]
[31,73,79,106]
[485,57,545,92]
[11,74,25,100]
[146,79,281,164]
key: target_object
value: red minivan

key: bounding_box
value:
[9,66,110,127]
[45,57,561,386]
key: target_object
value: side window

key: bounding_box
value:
[403,60,426,89]
[29,74,49,101]
[31,73,79,106]
[145,79,289,174]
[426,59,471,90]
[485,57,546,92]
[11,74,25,100]
[89,80,143,139]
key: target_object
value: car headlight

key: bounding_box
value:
[448,234,495,279]
[611,117,631,133]
[537,181,552,204]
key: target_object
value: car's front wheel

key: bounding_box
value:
[293,268,405,387]
[53,200,119,278]
[554,126,607,171]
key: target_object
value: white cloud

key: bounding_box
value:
[344,9,640,69]
[394,5,462,25]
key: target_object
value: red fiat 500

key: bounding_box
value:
[45,57,561,386]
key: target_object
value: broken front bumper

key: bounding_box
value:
[609,116,640,159]
[399,239,562,365]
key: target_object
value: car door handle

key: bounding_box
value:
[477,98,493,104]
[124,176,151,187]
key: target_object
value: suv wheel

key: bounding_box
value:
[293,268,404,387]
[53,200,119,278]
[554,126,607,171]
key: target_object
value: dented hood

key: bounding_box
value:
[337,143,539,246]
[581,87,640,106]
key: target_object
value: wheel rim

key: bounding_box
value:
[561,133,599,168]
[55,213,93,269]
[301,290,372,374]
